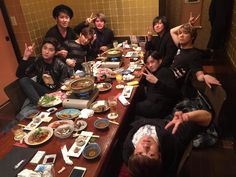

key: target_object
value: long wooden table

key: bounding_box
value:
[0,55,143,177]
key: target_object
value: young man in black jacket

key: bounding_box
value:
[16,38,69,105]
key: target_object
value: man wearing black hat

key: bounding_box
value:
[45,4,77,57]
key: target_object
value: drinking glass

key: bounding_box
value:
[107,96,118,119]
[147,26,153,41]
[115,73,123,88]
[11,126,25,141]
[113,40,118,48]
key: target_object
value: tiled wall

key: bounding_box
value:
[5,0,159,55]
[226,0,236,69]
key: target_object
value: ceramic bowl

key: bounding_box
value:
[82,143,101,160]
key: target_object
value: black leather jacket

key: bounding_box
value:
[16,56,69,90]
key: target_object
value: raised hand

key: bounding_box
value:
[85,12,96,25]
[188,12,200,26]
[142,67,158,84]
[165,111,188,134]
[147,26,153,41]
[23,43,35,60]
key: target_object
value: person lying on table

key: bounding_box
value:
[45,4,77,58]
[74,12,114,56]
[123,95,213,177]
[63,27,95,75]
[16,38,69,106]
[169,13,221,98]
[134,51,181,119]
[145,16,177,67]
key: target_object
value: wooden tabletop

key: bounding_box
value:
[0,55,143,177]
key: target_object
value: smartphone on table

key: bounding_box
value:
[68,166,86,177]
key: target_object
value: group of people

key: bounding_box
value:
[124,13,221,177]
[16,4,114,106]
[16,4,222,177]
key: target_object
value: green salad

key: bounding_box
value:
[38,95,56,106]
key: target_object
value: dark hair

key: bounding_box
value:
[93,13,106,23]
[42,37,59,51]
[144,51,163,63]
[52,4,73,19]
[179,23,198,44]
[128,154,163,177]
[80,27,95,37]
[152,16,169,31]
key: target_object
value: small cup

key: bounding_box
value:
[115,73,123,84]
[11,126,25,141]
[113,40,118,48]
[107,96,118,119]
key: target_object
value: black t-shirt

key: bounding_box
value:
[45,25,77,50]
[145,31,177,67]
[170,48,203,98]
[170,48,202,75]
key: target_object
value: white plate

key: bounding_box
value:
[48,120,74,129]
[38,96,62,108]
[90,100,110,113]
[74,120,87,132]
[96,82,112,92]
[24,127,53,146]
[56,109,80,120]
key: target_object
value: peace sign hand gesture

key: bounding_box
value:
[165,111,188,134]
[188,12,200,26]
[23,43,35,60]
[142,67,158,84]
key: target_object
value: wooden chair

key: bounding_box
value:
[4,79,26,114]
[177,82,227,176]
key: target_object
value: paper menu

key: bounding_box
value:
[67,131,93,158]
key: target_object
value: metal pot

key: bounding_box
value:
[70,78,94,94]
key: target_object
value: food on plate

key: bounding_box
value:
[26,110,40,119]
[96,121,108,128]
[82,143,101,159]
[74,120,87,131]
[75,135,86,146]
[57,113,71,119]
[54,124,74,139]
[74,147,80,153]
[86,149,97,157]
[94,118,109,129]
[51,122,67,129]
[38,95,56,105]
[97,83,111,92]
[94,105,106,112]
[28,128,49,144]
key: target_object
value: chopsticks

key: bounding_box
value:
[18,124,26,127]
[97,117,119,125]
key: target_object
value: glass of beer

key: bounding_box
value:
[107,96,118,119]
[11,125,25,141]
[115,73,123,88]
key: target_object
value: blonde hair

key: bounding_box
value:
[178,23,198,43]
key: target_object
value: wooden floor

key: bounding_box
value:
[1,49,236,177]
